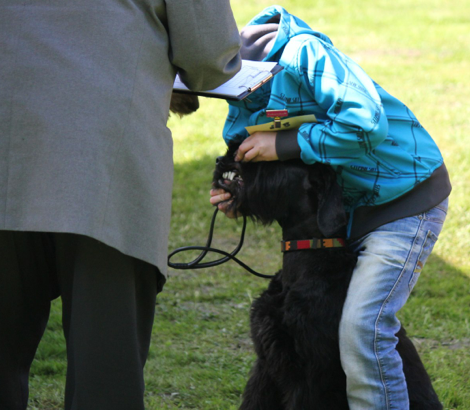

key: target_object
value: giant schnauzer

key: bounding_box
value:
[213,143,442,410]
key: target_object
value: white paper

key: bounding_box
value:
[173,60,278,99]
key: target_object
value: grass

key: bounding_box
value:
[28,0,470,408]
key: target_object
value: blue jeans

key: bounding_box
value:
[339,198,448,410]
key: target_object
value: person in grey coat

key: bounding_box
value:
[0,0,241,409]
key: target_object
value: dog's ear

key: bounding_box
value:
[311,165,347,237]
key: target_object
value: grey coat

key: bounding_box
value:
[0,0,241,276]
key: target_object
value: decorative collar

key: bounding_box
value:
[281,238,346,252]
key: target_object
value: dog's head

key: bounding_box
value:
[213,143,347,237]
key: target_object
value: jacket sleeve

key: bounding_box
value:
[165,0,242,91]
[292,39,389,166]
[222,99,256,144]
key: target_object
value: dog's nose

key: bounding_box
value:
[216,156,223,165]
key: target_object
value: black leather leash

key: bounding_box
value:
[167,207,274,279]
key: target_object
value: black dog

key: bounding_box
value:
[213,144,442,410]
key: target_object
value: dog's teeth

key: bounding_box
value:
[222,171,239,181]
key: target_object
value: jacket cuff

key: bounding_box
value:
[275,128,301,161]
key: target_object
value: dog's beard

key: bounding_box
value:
[213,154,245,215]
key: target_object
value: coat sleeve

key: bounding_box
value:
[293,39,389,166]
[165,0,241,91]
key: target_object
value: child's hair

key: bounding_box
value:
[169,93,200,117]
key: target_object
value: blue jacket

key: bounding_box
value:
[223,6,445,214]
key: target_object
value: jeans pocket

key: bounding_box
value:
[408,230,438,293]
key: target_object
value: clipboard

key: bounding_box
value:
[173,60,283,101]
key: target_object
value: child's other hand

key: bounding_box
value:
[235,131,278,162]
[209,188,238,218]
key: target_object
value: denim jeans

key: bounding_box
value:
[339,198,448,410]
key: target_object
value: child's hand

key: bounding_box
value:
[235,131,278,162]
[209,188,238,218]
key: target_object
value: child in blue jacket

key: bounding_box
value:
[210,6,451,409]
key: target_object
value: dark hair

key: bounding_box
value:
[169,93,200,117]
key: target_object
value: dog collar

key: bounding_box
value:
[281,238,346,252]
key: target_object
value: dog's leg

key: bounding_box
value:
[396,326,443,410]
[280,370,349,410]
[239,358,284,410]
[240,274,290,410]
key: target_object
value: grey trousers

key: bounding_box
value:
[0,231,165,410]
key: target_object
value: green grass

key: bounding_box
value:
[29,1,470,408]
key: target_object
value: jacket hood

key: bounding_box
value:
[240,6,333,61]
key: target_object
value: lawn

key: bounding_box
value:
[28,0,470,409]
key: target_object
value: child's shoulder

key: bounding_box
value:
[280,33,335,67]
